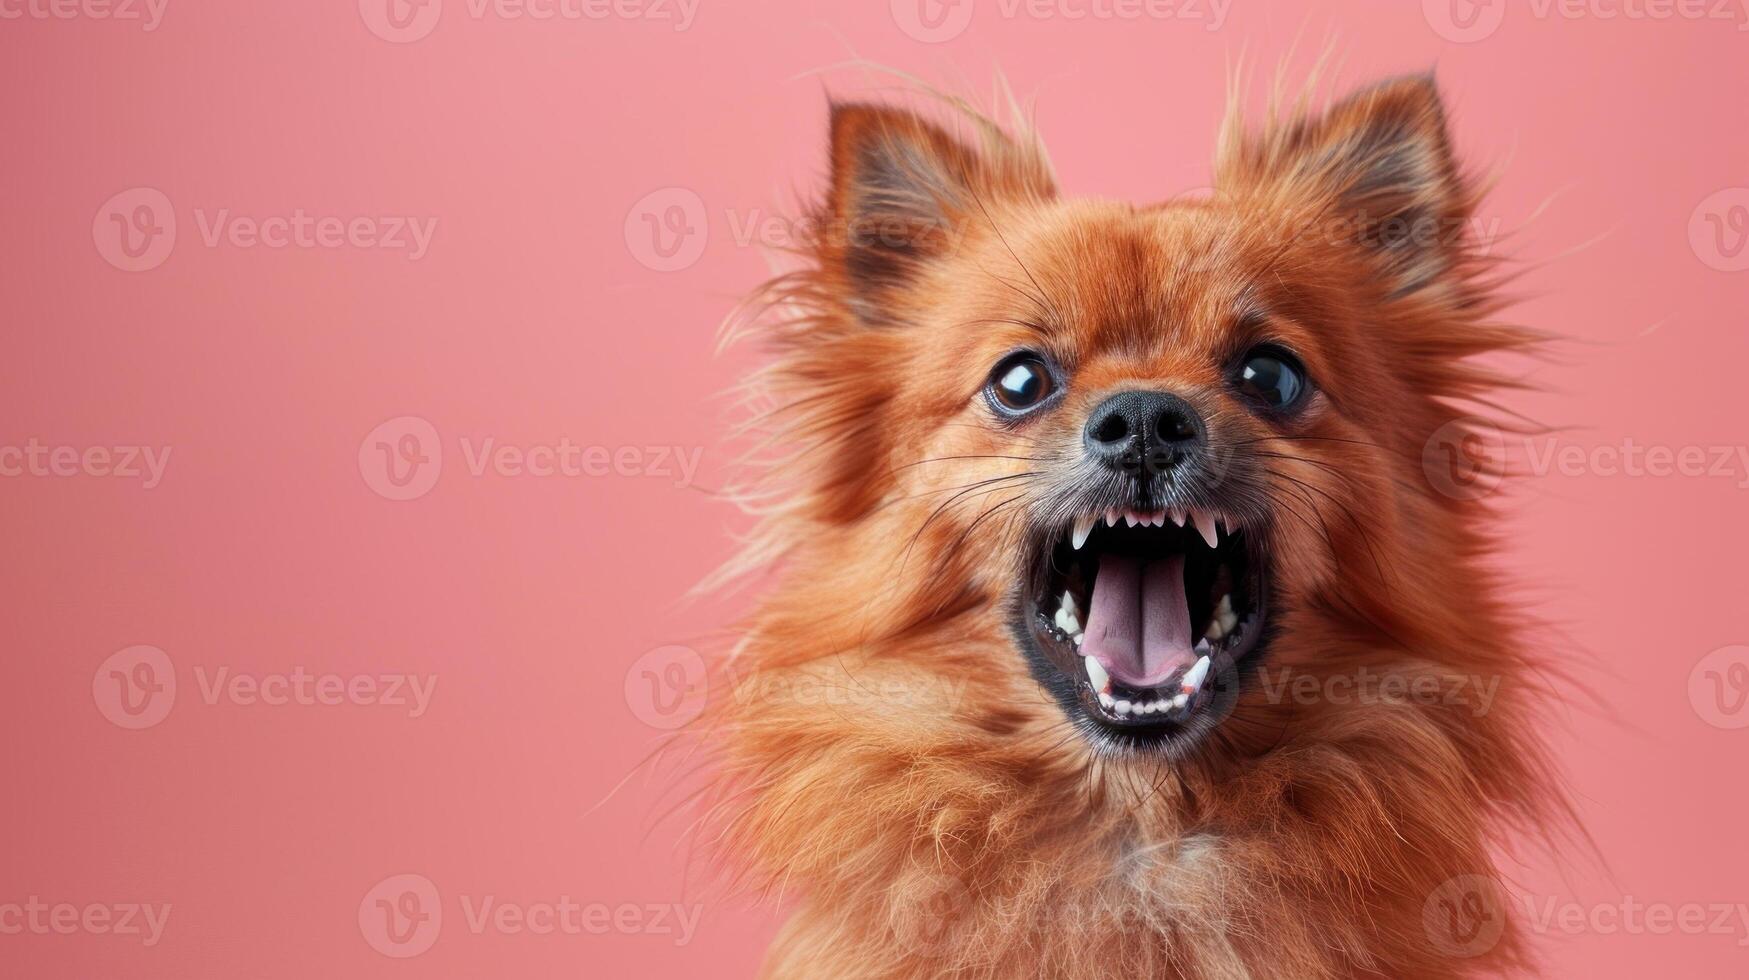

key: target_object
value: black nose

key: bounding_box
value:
[1083,390,1205,474]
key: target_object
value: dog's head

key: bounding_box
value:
[738,75,1523,762]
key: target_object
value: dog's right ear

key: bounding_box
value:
[822,104,1053,324]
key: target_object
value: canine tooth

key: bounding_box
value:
[1181,654,1211,695]
[1114,699,1133,715]
[1083,655,1110,693]
[1071,515,1097,550]
[1194,511,1219,548]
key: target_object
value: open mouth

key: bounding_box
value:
[1020,507,1268,740]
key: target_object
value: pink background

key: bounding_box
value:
[3,0,1747,976]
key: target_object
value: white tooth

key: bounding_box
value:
[1062,591,1081,621]
[1114,699,1133,715]
[1194,637,1212,654]
[1072,631,1084,647]
[1218,610,1238,635]
[1215,594,1233,619]
[1194,511,1218,548]
[1181,655,1211,695]
[1083,655,1110,693]
[1170,508,1186,527]
[1150,512,1165,527]
[1054,607,1081,635]
[1098,692,1116,709]
[1124,512,1138,528]
[1204,618,1227,641]
[1172,692,1189,710]
[1138,700,1157,715]
[1105,510,1120,527]
[1072,515,1096,550]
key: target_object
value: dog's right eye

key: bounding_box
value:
[987,353,1056,415]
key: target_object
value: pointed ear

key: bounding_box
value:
[1217,75,1474,299]
[821,104,1054,323]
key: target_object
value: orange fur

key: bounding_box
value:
[702,74,1565,978]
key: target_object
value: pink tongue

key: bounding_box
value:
[1082,554,1195,688]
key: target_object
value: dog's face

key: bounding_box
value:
[723,78,1545,977]
[782,77,1498,760]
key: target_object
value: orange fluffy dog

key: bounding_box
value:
[705,74,1563,978]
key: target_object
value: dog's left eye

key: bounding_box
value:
[987,353,1056,415]
[1234,347,1308,412]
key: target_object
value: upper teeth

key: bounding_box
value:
[1193,511,1219,549]
[1070,509,1231,549]
[1071,515,1097,549]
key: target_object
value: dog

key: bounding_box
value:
[702,73,1564,978]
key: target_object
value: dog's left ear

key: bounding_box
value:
[822,104,1055,324]
[1217,75,1473,299]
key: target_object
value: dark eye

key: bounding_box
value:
[987,352,1056,414]
[1235,347,1308,411]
